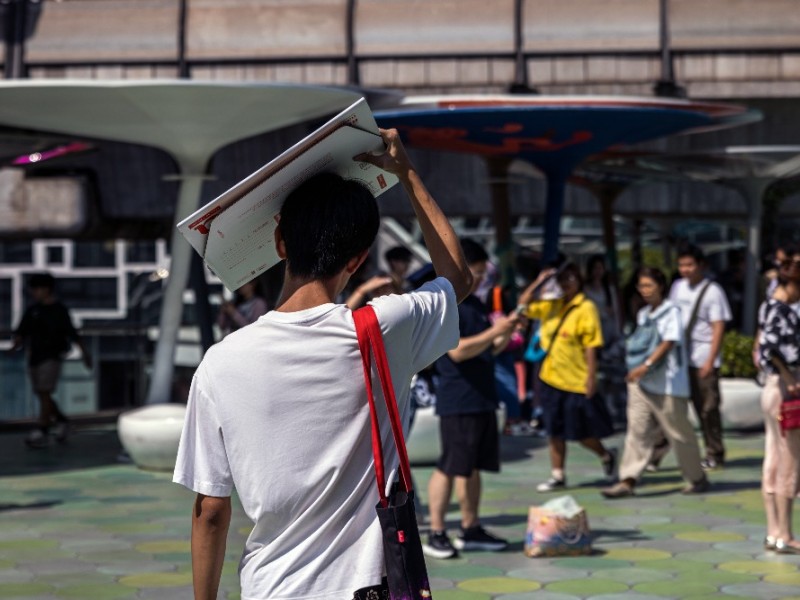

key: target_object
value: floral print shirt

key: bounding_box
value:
[758,298,800,374]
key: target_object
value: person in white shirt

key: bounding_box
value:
[601,267,707,498]
[173,129,473,600]
[669,244,732,470]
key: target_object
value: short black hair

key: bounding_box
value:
[556,262,584,291]
[279,173,379,279]
[28,272,55,291]
[636,266,669,296]
[460,238,489,265]
[384,246,412,263]
[677,243,706,264]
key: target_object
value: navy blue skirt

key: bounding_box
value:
[539,380,614,441]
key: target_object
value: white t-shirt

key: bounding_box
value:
[173,278,458,600]
[636,300,690,398]
[669,278,732,368]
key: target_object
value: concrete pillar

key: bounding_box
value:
[146,171,205,404]
[728,178,769,336]
[487,157,515,290]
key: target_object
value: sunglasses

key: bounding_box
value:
[777,259,800,269]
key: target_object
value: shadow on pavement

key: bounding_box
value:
[0,427,127,477]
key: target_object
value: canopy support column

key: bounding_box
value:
[488,157,515,290]
[146,171,205,404]
[729,178,769,336]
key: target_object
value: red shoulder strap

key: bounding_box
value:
[353,305,413,507]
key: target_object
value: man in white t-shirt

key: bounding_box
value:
[173,129,472,600]
[669,244,732,470]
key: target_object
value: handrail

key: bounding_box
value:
[21,45,800,71]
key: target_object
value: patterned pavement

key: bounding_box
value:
[1,424,799,599]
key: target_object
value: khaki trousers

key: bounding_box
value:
[761,373,800,499]
[688,367,725,462]
[619,383,705,485]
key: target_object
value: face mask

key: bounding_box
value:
[541,279,564,300]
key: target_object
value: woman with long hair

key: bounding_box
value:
[757,244,800,554]
[601,266,707,498]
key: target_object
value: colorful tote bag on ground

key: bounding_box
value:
[524,495,592,558]
[354,306,433,600]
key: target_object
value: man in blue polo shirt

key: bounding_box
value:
[423,238,519,559]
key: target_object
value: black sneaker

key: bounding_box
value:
[700,458,723,471]
[536,477,566,492]
[602,449,617,481]
[453,525,508,552]
[24,430,49,449]
[52,420,70,444]
[682,476,710,495]
[422,530,458,559]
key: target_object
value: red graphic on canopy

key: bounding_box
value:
[400,124,593,156]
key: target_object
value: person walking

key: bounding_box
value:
[670,244,732,470]
[757,244,800,554]
[11,273,92,448]
[601,267,708,498]
[173,129,473,599]
[518,263,616,492]
[423,238,519,560]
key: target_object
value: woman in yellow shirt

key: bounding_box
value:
[519,263,616,492]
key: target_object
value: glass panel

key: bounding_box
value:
[125,241,157,264]
[46,245,64,265]
[74,240,116,268]
[0,278,11,332]
[56,277,118,310]
[0,241,33,264]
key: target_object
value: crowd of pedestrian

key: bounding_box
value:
[9,129,800,598]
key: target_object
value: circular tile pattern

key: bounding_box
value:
[675,531,746,543]
[0,582,54,596]
[633,580,719,596]
[639,559,710,573]
[592,567,673,584]
[459,577,540,594]
[766,572,800,586]
[718,560,797,575]
[431,590,489,600]
[118,572,193,588]
[546,579,629,595]
[604,548,672,562]
[558,557,631,570]
[134,540,190,554]
[55,583,136,599]
[427,564,504,580]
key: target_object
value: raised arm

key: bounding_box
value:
[356,129,472,302]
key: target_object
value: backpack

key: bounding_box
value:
[625,305,678,371]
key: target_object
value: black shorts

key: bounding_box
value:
[539,380,614,441]
[437,412,500,477]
